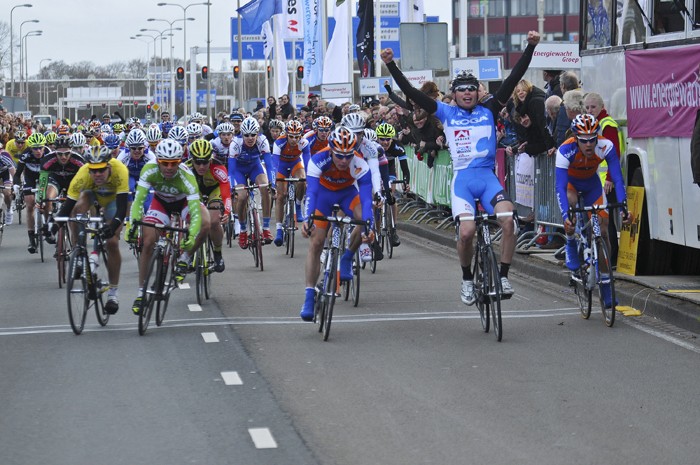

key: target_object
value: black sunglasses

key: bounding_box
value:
[193,159,210,165]
[333,152,354,160]
[577,136,598,144]
[89,167,109,173]
[454,84,478,92]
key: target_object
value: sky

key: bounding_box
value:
[2,0,452,77]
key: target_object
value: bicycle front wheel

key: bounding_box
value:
[351,250,361,307]
[139,247,162,335]
[56,226,70,288]
[67,248,89,335]
[156,245,177,326]
[203,240,213,300]
[594,237,616,327]
[473,246,490,333]
[486,247,503,342]
[322,253,338,341]
[35,212,44,263]
[253,208,264,271]
[194,245,205,305]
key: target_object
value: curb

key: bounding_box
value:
[399,220,700,334]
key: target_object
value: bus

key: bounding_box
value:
[579,0,700,274]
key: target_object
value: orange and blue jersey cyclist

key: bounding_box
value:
[299,126,374,321]
[555,114,629,308]
[303,116,334,156]
[272,120,311,246]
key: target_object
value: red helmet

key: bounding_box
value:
[570,114,599,136]
[285,120,304,136]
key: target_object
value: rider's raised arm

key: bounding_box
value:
[384,58,437,114]
[494,31,540,107]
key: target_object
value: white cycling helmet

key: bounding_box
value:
[69,132,86,148]
[155,138,184,160]
[348,104,361,113]
[167,125,188,144]
[341,113,366,133]
[186,122,202,138]
[217,122,234,134]
[146,125,162,144]
[363,128,377,142]
[125,128,147,147]
[240,117,260,135]
[189,112,204,123]
[100,123,113,134]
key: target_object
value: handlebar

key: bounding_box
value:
[234,183,269,192]
[309,214,371,228]
[54,215,104,225]
[461,211,513,222]
[568,202,627,216]
[390,179,407,186]
[132,219,189,235]
[281,177,306,183]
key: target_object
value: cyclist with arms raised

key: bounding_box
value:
[381,31,542,305]
[555,114,628,309]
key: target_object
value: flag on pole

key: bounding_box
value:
[262,20,273,58]
[323,0,350,87]
[272,14,289,99]
[237,0,283,34]
[282,0,304,39]
[356,0,374,78]
[302,0,323,86]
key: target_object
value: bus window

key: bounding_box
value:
[653,0,685,33]
[584,0,615,49]
[620,0,647,44]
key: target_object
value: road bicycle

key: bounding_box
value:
[235,182,267,271]
[56,214,111,335]
[13,186,24,225]
[381,179,406,260]
[469,200,513,342]
[311,205,370,341]
[132,217,188,335]
[568,196,626,327]
[224,211,236,248]
[31,189,46,262]
[342,245,361,308]
[50,193,71,289]
[280,176,305,258]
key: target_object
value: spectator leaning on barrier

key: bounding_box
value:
[545,95,562,136]
[543,70,563,98]
[561,90,586,141]
[512,79,557,157]
[585,91,626,265]
[555,71,581,146]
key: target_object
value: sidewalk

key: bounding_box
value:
[398,215,700,334]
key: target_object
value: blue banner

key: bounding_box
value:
[302,0,323,86]
[236,0,282,34]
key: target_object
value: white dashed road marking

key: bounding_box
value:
[188,303,202,312]
[178,282,190,289]
[221,371,243,385]
[248,428,278,449]
[201,332,219,343]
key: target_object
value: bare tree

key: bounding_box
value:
[0,21,10,79]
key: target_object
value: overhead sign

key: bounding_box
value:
[451,57,503,81]
[196,89,217,108]
[359,69,434,96]
[530,42,581,69]
[321,82,353,100]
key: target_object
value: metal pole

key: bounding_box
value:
[170,31,175,116]
[375,0,381,77]
[459,0,468,57]
[483,0,488,56]
[237,0,243,110]
[206,2,212,118]
[10,4,33,97]
[537,0,545,37]
[183,8,188,116]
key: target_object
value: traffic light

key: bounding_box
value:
[296,66,304,80]
[267,65,271,79]
[134,101,139,108]
[233,65,240,79]
[147,104,152,113]
[201,66,208,80]
[118,101,123,108]
[177,66,185,81]
[102,103,106,109]
[86,103,91,109]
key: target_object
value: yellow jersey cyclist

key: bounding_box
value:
[184,139,232,272]
[12,133,51,254]
[52,146,130,314]
[127,139,211,314]
[5,130,28,164]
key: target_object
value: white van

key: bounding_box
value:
[33,115,54,127]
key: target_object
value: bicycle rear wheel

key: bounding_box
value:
[195,244,205,305]
[35,211,44,262]
[139,247,161,335]
[486,247,503,342]
[386,208,395,259]
[156,245,176,326]
[573,240,593,320]
[322,253,338,341]
[473,246,490,333]
[594,237,616,327]
[0,209,5,247]
[203,240,213,300]
[288,209,296,258]
[67,248,89,335]
[253,208,264,271]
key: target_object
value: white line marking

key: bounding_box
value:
[188,303,202,312]
[221,371,243,385]
[178,282,190,289]
[624,319,700,354]
[201,332,219,343]
[248,428,278,449]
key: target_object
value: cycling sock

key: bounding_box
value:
[276,222,283,230]
[263,217,271,229]
[239,221,247,232]
[462,266,473,281]
[108,286,118,298]
[213,244,222,253]
[500,263,510,278]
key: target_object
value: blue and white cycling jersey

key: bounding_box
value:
[434,102,497,171]
[211,137,232,160]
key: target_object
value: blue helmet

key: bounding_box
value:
[104,133,121,150]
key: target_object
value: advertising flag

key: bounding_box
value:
[302,0,323,86]
[356,0,374,78]
[236,0,283,33]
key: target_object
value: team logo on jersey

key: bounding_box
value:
[454,129,470,139]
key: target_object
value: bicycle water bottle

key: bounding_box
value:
[89,251,100,274]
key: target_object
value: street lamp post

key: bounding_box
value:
[147,18,192,117]
[10,4,32,97]
[140,27,180,116]
[22,30,42,102]
[158,2,210,117]
[18,19,39,96]
[39,58,51,113]
[131,36,154,109]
